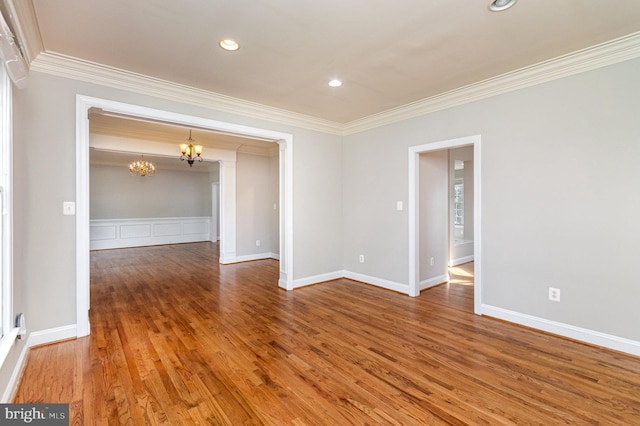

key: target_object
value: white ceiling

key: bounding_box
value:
[17,0,640,125]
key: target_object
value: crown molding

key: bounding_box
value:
[27,31,640,137]
[29,51,345,135]
[342,31,640,135]
[3,0,43,64]
[90,121,277,157]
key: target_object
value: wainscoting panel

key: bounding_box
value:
[90,217,211,250]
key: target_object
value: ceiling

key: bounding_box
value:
[90,148,218,174]
[12,0,640,125]
[89,111,279,154]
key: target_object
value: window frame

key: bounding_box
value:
[0,62,16,367]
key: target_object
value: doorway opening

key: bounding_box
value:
[76,95,294,337]
[408,135,481,313]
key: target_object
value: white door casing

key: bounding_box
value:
[76,95,294,337]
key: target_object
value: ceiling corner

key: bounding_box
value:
[3,0,44,64]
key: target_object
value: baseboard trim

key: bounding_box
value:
[292,271,344,289]
[233,252,279,263]
[223,252,279,264]
[343,271,409,294]
[1,341,27,403]
[480,304,640,357]
[291,270,410,294]
[419,274,450,291]
[1,324,78,403]
[449,255,474,267]
[26,325,77,349]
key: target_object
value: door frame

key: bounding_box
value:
[75,95,294,337]
[211,182,219,243]
[408,134,481,312]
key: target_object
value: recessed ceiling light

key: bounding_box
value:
[328,79,342,87]
[488,0,517,11]
[219,39,240,51]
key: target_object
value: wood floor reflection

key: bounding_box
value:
[13,243,640,424]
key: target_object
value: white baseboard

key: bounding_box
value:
[292,270,344,289]
[222,252,279,264]
[290,270,409,294]
[419,273,450,291]
[1,341,28,403]
[343,271,409,294]
[449,255,474,267]
[27,325,77,348]
[480,304,640,357]
[1,324,78,403]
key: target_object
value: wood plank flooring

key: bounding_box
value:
[13,242,640,424]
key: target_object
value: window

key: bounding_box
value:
[0,61,16,367]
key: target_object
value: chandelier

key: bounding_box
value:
[179,129,203,167]
[129,155,155,177]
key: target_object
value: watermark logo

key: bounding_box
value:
[0,404,68,425]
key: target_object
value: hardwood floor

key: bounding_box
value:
[13,242,640,425]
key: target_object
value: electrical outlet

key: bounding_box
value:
[430,257,435,266]
[256,240,261,247]
[359,254,365,263]
[548,287,561,302]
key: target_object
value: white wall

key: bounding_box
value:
[236,152,278,258]
[4,43,640,398]
[343,57,640,344]
[7,70,343,358]
[419,151,449,289]
[90,163,212,219]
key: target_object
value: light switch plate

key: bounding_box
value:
[63,201,76,216]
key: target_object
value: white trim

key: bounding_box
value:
[288,269,418,294]
[290,272,339,289]
[480,304,640,357]
[90,216,211,250]
[0,327,18,371]
[419,274,450,291]
[408,135,482,311]
[28,33,640,135]
[0,59,15,367]
[342,32,640,134]
[226,252,279,264]
[76,95,295,338]
[343,271,409,294]
[0,338,27,403]
[26,325,77,348]
[449,255,475,267]
[278,139,294,290]
[218,160,237,264]
[33,52,343,135]
[291,270,344,290]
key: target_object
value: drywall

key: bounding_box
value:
[419,150,449,287]
[90,163,212,219]
[236,152,278,257]
[9,70,343,343]
[343,57,640,342]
